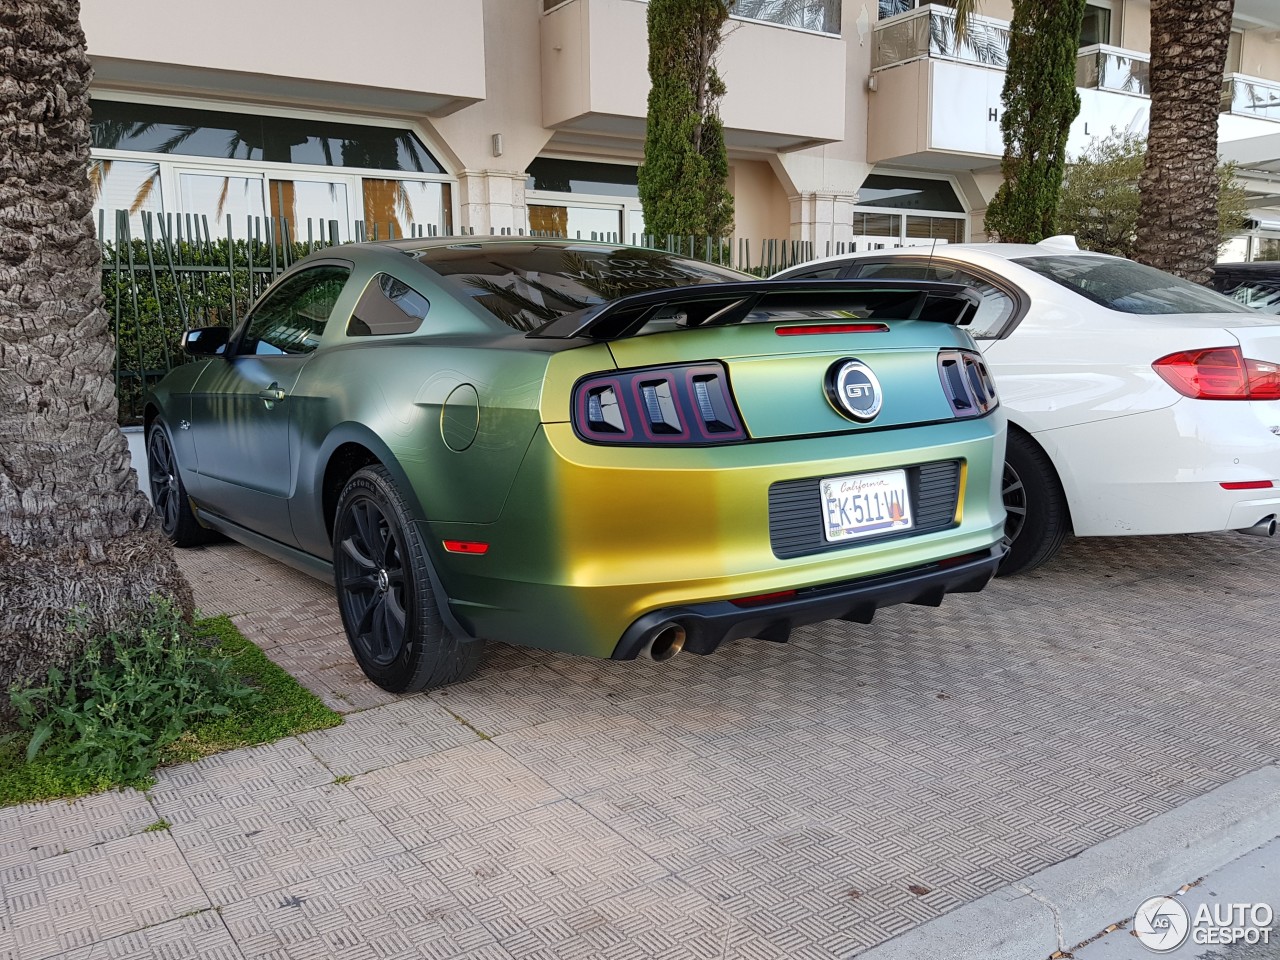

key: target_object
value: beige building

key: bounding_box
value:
[82,0,1280,264]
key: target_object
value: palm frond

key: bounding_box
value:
[130,170,160,214]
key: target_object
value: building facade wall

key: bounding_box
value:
[80,0,1280,262]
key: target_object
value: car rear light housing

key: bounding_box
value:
[1153,346,1280,400]
[937,349,998,418]
[573,362,747,445]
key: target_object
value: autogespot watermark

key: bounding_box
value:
[1133,895,1274,952]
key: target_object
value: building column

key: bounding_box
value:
[771,155,872,250]
[456,170,529,235]
[789,192,865,254]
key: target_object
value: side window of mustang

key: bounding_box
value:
[347,273,431,337]
[240,265,351,356]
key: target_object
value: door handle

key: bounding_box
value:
[258,384,286,404]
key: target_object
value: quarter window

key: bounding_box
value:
[850,261,1015,338]
[348,274,431,336]
[241,265,350,355]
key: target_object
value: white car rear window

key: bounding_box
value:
[1016,255,1253,315]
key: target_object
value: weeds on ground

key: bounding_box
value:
[0,605,340,806]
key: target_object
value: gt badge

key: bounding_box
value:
[826,358,883,423]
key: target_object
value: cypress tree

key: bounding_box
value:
[984,0,1089,243]
[638,0,734,241]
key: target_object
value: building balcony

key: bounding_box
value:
[1075,44,1150,97]
[1223,74,1280,124]
[81,0,486,117]
[540,0,846,151]
[868,4,1280,170]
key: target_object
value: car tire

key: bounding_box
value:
[333,465,483,693]
[998,430,1069,577]
[146,419,217,547]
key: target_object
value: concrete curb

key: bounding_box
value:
[857,764,1280,960]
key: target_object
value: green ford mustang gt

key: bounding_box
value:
[144,238,1007,692]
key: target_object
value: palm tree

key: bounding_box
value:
[0,0,192,701]
[1133,0,1236,282]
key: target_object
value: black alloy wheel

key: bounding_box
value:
[145,420,212,546]
[332,465,483,692]
[996,431,1070,576]
[336,496,409,669]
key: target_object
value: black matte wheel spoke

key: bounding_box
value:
[352,502,382,561]
[1002,464,1028,544]
[341,571,378,590]
[341,536,377,572]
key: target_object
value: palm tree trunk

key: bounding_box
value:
[0,1,192,704]
[1134,0,1236,282]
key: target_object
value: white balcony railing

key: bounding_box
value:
[873,5,1009,70]
[543,0,841,34]
[1223,74,1280,123]
[1075,44,1150,97]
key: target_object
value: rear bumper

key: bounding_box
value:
[611,544,1005,659]
[1034,398,1280,536]
[429,416,1006,658]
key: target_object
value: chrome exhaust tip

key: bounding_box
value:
[643,622,687,662]
[1238,515,1277,538]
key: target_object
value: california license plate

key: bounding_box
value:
[820,469,914,542]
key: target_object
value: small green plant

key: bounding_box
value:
[332,774,354,785]
[143,818,171,832]
[8,600,256,787]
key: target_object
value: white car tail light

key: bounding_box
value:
[1153,346,1280,400]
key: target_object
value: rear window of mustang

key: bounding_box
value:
[1016,255,1254,315]
[416,243,746,331]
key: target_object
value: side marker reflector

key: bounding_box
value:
[443,540,489,554]
[1221,480,1274,490]
[731,589,797,608]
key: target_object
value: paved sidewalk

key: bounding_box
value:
[3,525,1279,960]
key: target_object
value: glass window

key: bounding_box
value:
[416,242,744,331]
[348,274,431,336]
[525,158,640,197]
[528,204,622,241]
[905,215,965,243]
[1226,29,1244,75]
[178,172,266,237]
[852,212,899,237]
[90,159,162,242]
[786,265,848,279]
[268,178,352,241]
[1221,280,1280,315]
[850,262,1014,337]
[240,265,351,355]
[856,175,965,213]
[1079,3,1112,46]
[362,179,452,239]
[878,0,915,17]
[90,99,445,173]
[1016,255,1254,315]
[955,272,1015,338]
[851,261,959,280]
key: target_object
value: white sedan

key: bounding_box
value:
[775,239,1280,575]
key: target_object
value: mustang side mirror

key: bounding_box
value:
[181,326,231,357]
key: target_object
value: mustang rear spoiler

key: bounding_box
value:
[528,279,983,341]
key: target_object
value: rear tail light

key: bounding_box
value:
[938,349,998,418]
[1153,346,1280,400]
[573,362,747,445]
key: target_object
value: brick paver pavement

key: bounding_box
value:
[2,532,1277,960]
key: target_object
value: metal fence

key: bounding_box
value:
[101,209,847,423]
